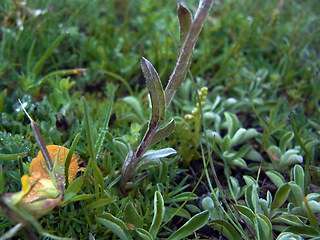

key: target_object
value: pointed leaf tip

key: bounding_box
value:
[178,2,193,50]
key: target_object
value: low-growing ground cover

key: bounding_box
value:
[0,0,319,239]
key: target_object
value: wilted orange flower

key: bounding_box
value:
[30,145,78,183]
[0,145,79,220]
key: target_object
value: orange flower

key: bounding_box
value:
[30,145,78,183]
[0,145,79,221]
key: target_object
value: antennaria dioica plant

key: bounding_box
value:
[120,0,214,194]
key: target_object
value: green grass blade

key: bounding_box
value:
[32,33,67,75]
[0,152,27,161]
[65,132,81,188]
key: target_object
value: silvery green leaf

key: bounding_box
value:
[124,203,143,228]
[224,98,237,107]
[308,200,320,213]
[257,214,272,240]
[279,131,294,152]
[230,128,246,146]
[96,214,132,240]
[211,95,221,111]
[271,183,290,212]
[273,214,304,227]
[114,139,130,161]
[231,158,247,168]
[149,191,165,238]
[178,2,193,53]
[222,135,231,151]
[245,149,264,162]
[122,96,145,123]
[306,193,320,201]
[223,112,239,136]
[135,228,153,240]
[243,175,257,187]
[281,151,303,168]
[276,232,303,240]
[168,211,210,240]
[149,118,175,147]
[292,164,305,191]
[289,182,304,208]
[137,148,177,169]
[231,128,259,147]
[140,57,165,127]
[222,151,236,159]
[266,170,286,188]
[229,176,241,199]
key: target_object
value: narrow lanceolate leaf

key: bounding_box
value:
[137,148,177,169]
[140,57,165,127]
[164,0,214,107]
[134,57,165,160]
[149,191,165,238]
[168,210,210,240]
[18,99,53,170]
[82,97,96,162]
[65,132,81,188]
[97,213,132,240]
[149,118,176,147]
[0,152,27,161]
[178,2,193,53]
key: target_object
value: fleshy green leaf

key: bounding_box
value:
[149,191,164,238]
[168,210,210,240]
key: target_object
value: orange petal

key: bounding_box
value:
[30,145,78,182]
